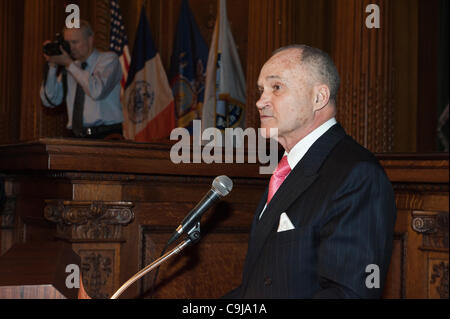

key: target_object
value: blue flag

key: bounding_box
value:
[169,0,209,130]
[125,9,158,89]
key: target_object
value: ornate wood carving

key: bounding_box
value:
[429,260,449,299]
[44,199,133,297]
[412,210,449,251]
[44,200,134,241]
[79,249,114,299]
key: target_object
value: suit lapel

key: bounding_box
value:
[248,188,268,238]
[243,124,347,286]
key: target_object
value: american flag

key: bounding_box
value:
[109,0,131,90]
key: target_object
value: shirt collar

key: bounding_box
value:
[78,49,98,69]
[285,117,337,170]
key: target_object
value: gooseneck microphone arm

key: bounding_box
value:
[110,224,200,299]
[109,176,233,299]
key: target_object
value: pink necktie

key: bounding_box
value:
[267,155,291,205]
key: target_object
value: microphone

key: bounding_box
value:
[167,175,233,246]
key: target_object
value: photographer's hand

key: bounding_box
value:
[45,45,73,68]
[43,40,57,68]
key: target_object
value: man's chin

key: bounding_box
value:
[259,126,279,140]
[71,53,81,61]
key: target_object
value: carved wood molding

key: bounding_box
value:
[412,210,449,251]
[44,200,134,241]
[79,249,115,299]
[393,183,449,193]
[429,259,449,299]
[394,193,424,211]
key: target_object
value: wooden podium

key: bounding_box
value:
[0,139,448,298]
[0,241,81,299]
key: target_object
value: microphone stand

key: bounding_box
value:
[110,222,202,299]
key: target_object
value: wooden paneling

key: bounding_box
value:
[417,0,439,152]
[141,230,249,298]
[0,139,268,298]
[293,0,333,53]
[392,0,418,152]
[245,0,296,129]
[0,0,24,144]
[333,0,395,153]
[379,153,449,298]
[19,0,68,141]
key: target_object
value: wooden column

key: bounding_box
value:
[19,0,68,141]
[245,0,296,129]
[333,0,395,153]
[44,200,134,298]
[0,0,24,144]
[411,210,448,299]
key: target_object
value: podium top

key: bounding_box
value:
[0,241,80,299]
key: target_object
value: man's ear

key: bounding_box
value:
[312,84,330,112]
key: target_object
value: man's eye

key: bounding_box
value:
[273,85,281,91]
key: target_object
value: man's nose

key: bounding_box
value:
[256,91,269,110]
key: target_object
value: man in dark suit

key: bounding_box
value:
[225,45,397,298]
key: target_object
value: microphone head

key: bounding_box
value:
[212,175,233,197]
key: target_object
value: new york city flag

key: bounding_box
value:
[123,8,175,141]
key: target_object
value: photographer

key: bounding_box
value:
[40,20,124,139]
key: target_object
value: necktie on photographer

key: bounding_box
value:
[72,62,88,137]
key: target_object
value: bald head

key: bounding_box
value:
[63,20,95,62]
[272,45,340,104]
[63,20,94,39]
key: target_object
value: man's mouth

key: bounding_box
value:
[260,115,274,121]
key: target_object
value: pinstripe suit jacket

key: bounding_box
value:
[226,123,397,298]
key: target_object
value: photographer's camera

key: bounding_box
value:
[43,33,71,56]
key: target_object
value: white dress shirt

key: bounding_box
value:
[40,49,124,129]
